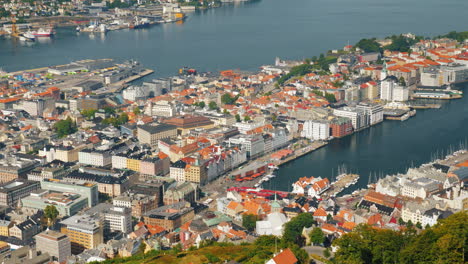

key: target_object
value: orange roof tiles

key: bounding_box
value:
[271,248,298,264]
[313,207,327,217]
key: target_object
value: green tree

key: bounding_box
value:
[333,212,468,264]
[243,115,251,122]
[103,106,116,115]
[44,205,59,226]
[242,214,258,232]
[208,101,218,110]
[138,241,147,255]
[133,107,141,115]
[325,93,337,103]
[254,235,277,247]
[198,101,206,108]
[271,113,277,122]
[383,35,418,52]
[81,109,97,119]
[235,114,241,122]
[355,38,382,53]
[398,218,405,225]
[282,213,314,245]
[309,227,325,245]
[54,117,77,138]
[399,77,406,86]
[221,93,238,105]
[323,248,331,258]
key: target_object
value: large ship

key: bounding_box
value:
[32,28,54,37]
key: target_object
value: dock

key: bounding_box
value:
[409,103,442,109]
[322,173,360,198]
[122,69,154,84]
[274,141,328,167]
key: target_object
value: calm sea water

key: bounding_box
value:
[269,86,468,192]
[1,0,467,75]
[1,0,467,192]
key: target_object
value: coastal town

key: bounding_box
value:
[0,0,251,37]
[0,14,467,263]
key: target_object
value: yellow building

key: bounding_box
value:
[185,163,207,185]
[60,215,103,254]
[126,158,141,172]
[0,220,11,237]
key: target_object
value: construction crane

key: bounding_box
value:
[10,11,19,37]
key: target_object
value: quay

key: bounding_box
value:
[274,141,328,167]
[409,103,442,109]
[322,173,360,198]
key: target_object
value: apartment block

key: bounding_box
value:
[35,230,71,263]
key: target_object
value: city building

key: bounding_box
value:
[21,189,88,216]
[143,202,195,231]
[0,220,12,237]
[0,179,41,207]
[380,76,409,102]
[78,149,112,167]
[356,103,384,126]
[60,214,103,254]
[85,203,132,234]
[9,218,40,241]
[22,99,45,117]
[301,120,330,140]
[0,157,38,183]
[35,230,71,263]
[162,115,215,135]
[329,117,353,138]
[41,179,98,207]
[137,123,178,146]
[228,134,265,158]
[333,107,368,131]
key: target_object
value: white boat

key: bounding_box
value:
[32,28,54,37]
[19,32,35,42]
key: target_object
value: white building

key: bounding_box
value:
[102,206,132,234]
[380,76,409,102]
[333,107,368,131]
[228,134,265,158]
[393,85,409,101]
[112,155,128,169]
[78,150,112,167]
[400,177,439,199]
[122,85,149,101]
[301,120,330,140]
[256,212,288,236]
[146,101,177,117]
[23,99,45,117]
[233,121,263,134]
[169,160,186,182]
[356,103,384,126]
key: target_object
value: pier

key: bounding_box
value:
[274,141,328,167]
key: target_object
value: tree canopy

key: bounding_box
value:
[356,38,381,53]
[44,205,59,226]
[221,93,239,105]
[208,101,218,110]
[383,35,418,52]
[282,213,314,246]
[333,211,467,264]
[437,31,468,42]
[309,227,325,245]
[54,117,77,138]
[242,214,258,232]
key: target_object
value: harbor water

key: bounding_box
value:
[1,0,467,192]
[269,83,468,192]
[1,0,467,75]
